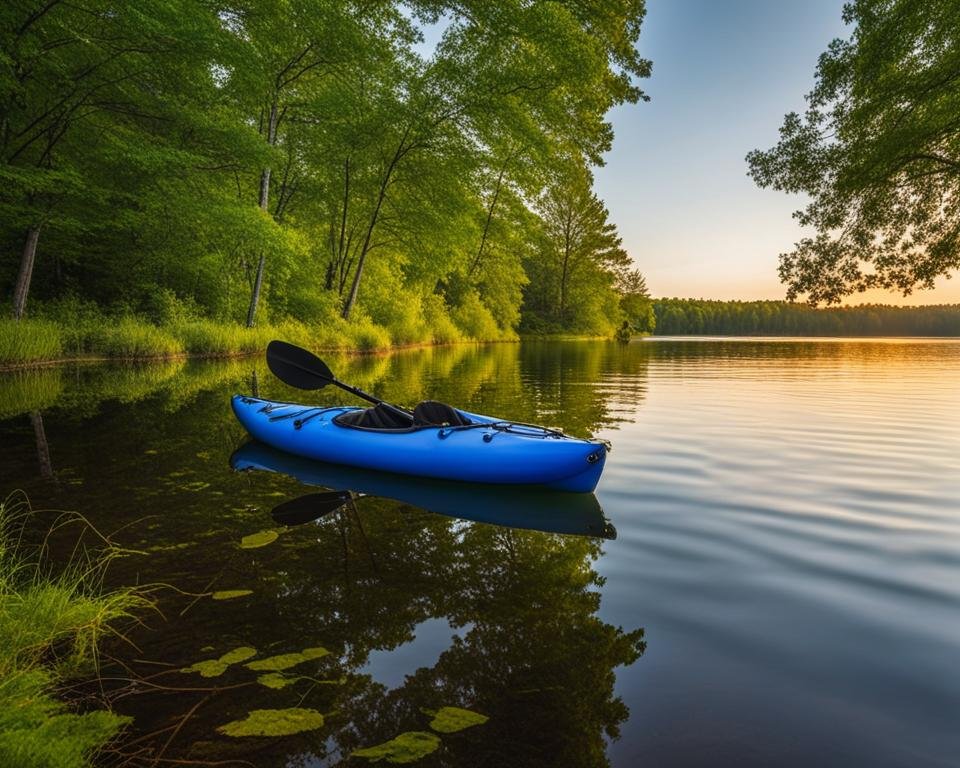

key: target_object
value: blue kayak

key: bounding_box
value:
[230,441,615,538]
[231,395,609,493]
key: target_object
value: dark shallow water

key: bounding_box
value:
[1,339,958,767]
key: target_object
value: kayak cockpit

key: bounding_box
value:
[332,400,473,432]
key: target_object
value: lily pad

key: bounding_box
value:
[245,646,329,672]
[217,707,326,737]
[352,732,440,764]
[181,646,257,678]
[240,530,279,549]
[426,706,489,733]
[256,673,295,689]
[211,589,253,601]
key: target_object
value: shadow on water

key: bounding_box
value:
[0,342,650,767]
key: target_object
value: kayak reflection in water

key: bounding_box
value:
[230,440,616,539]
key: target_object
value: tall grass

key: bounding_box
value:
[0,320,63,365]
[0,492,148,767]
[85,317,183,358]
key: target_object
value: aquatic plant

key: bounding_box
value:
[239,529,279,549]
[245,646,329,672]
[0,492,148,767]
[216,707,326,737]
[351,731,441,763]
[425,706,489,733]
[180,646,257,678]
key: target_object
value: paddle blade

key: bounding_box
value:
[266,340,335,390]
[271,491,351,526]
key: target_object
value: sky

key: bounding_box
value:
[594,0,960,305]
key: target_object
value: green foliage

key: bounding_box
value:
[216,707,326,737]
[351,731,441,763]
[181,647,258,678]
[1,0,652,343]
[239,530,279,549]
[748,0,960,303]
[0,370,62,419]
[452,290,505,342]
[522,163,631,336]
[425,706,489,733]
[652,299,960,336]
[84,318,183,359]
[244,646,329,672]
[0,320,62,364]
[0,493,146,767]
[422,295,464,345]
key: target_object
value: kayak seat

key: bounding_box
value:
[413,400,472,427]
[334,404,414,430]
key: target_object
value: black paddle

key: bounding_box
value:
[271,491,353,526]
[266,340,411,415]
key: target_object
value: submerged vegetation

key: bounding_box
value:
[0,493,146,767]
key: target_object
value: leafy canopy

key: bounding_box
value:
[747,0,960,304]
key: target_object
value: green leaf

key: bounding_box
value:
[217,707,326,737]
[240,530,279,549]
[181,646,257,678]
[351,731,441,763]
[426,706,489,733]
[245,646,329,672]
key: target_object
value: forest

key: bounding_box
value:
[0,0,656,364]
[652,299,960,337]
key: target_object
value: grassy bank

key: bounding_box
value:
[0,493,147,767]
[1,302,518,368]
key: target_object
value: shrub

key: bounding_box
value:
[346,319,392,352]
[422,294,463,345]
[451,291,502,342]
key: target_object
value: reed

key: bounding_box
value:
[0,320,63,365]
[0,492,149,767]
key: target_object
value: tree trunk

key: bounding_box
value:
[342,131,410,320]
[11,225,40,320]
[30,410,54,480]
[246,100,279,328]
[559,208,573,321]
[469,165,506,278]
[246,253,265,327]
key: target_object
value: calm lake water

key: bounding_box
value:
[2,339,958,767]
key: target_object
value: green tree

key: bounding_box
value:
[617,268,655,334]
[523,163,631,334]
[747,0,960,304]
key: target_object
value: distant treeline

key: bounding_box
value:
[652,299,960,337]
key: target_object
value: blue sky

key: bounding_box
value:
[595,0,958,304]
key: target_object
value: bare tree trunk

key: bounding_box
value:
[246,100,278,328]
[30,410,54,480]
[559,208,573,320]
[246,253,265,328]
[11,225,40,320]
[342,130,411,320]
[469,165,507,278]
